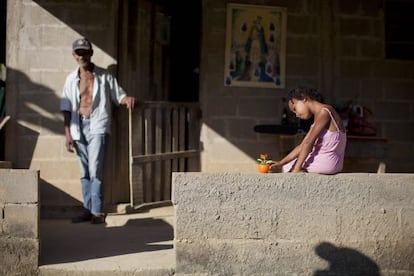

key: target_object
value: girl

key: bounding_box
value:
[270,86,347,174]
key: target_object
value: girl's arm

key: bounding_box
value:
[291,109,331,172]
[269,133,308,169]
[279,139,305,165]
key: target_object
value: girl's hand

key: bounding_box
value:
[269,161,282,169]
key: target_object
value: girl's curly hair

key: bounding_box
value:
[288,86,324,103]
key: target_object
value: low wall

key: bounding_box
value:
[172,172,414,275]
[0,169,39,276]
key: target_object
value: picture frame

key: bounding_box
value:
[224,4,287,88]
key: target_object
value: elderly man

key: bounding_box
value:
[60,38,135,224]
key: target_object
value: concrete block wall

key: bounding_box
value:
[200,0,414,173]
[0,169,39,276]
[4,0,414,216]
[173,172,414,275]
[332,1,414,173]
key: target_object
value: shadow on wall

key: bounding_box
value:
[7,68,62,169]
[40,178,83,219]
[314,242,380,276]
[5,68,84,216]
[32,0,117,60]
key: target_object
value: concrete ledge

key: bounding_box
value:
[172,173,414,275]
[0,169,39,203]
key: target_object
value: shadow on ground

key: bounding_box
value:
[39,216,173,265]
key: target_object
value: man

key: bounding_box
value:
[60,38,135,224]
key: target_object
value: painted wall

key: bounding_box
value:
[199,0,414,173]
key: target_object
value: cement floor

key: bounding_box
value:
[38,205,175,275]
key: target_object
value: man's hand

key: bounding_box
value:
[65,134,75,153]
[121,96,136,109]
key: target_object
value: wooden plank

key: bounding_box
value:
[178,107,186,171]
[132,108,144,156]
[187,108,200,172]
[145,108,154,154]
[131,164,144,205]
[129,102,201,206]
[347,135,387,142]
[163,107,172,200]
[187,108,199,150]
[139,101,199,109]
[129,108,145,206]
[117,109,131,203]
[144,162,153,202]
[132,150,200,164]
[144,108,154,202]
[154,108,163,201]
[129,108,146,206]
[171,108,179,173]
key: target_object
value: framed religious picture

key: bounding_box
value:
[224,4,287,88]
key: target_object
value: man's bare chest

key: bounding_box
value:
[79,72,94,111]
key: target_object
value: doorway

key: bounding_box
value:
[116,0,201,103]
[107,0,202,209]
[168,0,201,102]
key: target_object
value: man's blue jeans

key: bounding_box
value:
[74,118,108,216]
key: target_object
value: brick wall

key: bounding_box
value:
[0,169,39,275]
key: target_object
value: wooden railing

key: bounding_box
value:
[128,101,201,207]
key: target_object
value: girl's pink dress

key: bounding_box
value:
[283,108,347,174]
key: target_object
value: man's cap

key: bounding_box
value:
[72,38,93,51]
